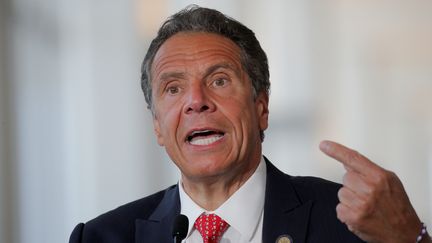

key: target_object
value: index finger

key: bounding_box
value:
[319,140,381,175]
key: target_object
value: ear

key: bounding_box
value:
[153,115,165,146]
[255,91,269,131]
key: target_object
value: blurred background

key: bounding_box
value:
[0,0,431,242]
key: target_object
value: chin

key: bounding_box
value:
[180,157,232,178]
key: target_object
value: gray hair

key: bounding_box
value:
[140,5,270,111]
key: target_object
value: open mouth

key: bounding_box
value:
[186,129,225,146]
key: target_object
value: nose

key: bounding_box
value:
[184,84,215,114]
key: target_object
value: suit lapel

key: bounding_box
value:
[135,185,180,243]
[133,159,313,243]
[263,158,313,243]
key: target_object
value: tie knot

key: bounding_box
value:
[194,213,229,243]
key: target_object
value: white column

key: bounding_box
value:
[59,0,179,239]
[0,2,11,241]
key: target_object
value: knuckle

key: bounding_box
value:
[347,150,362,162]
[336,202,368,228]
[337,188,343,199]
[337,187,348,200]
[350,210,365,225]
[361,185,380,206]
[347,224,356,233]
[371,169,389,186]
[342,171,355,185]
[364,182,379,196]
[365,185,377,197]
[386,170,399,183]
[346,224,361,235]
[371,169,399,192]
[378,171,390,182]
[357,199,373,216]
[342,173,349,185]
[335,203,346,222]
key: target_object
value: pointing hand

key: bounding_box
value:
[319,140,430,243]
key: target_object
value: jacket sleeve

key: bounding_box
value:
[69,223,84,243]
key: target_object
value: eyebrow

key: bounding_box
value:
[202,62,241,79]
[157,62,241,84]
[159,71,186,82]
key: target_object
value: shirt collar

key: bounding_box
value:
[178,156,267,241]
[178,181,205,238]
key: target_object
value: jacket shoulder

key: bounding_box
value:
[69,185,177,243]
[265,158,342,205]
[90,185,174,224]
[289,175,342,204]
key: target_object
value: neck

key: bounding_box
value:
[181,157,261,211]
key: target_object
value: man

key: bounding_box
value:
[70,6,430,243]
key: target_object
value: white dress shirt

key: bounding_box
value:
[178,156,267,243]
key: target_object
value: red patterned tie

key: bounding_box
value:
[194,213,229,243]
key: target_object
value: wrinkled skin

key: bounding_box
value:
[150,32,269,210]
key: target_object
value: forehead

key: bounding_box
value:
[151,32,243,76]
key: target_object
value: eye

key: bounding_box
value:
[212,77,228,87]
[166,86,180,95]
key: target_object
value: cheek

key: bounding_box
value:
[237,101,265,140]
[221,100,255,136]
[157,105,183,141]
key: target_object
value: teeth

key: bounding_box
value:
[190,134,223,146]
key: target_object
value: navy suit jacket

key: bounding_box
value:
[70,159,364,242]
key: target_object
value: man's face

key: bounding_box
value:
[151,32,269,181]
